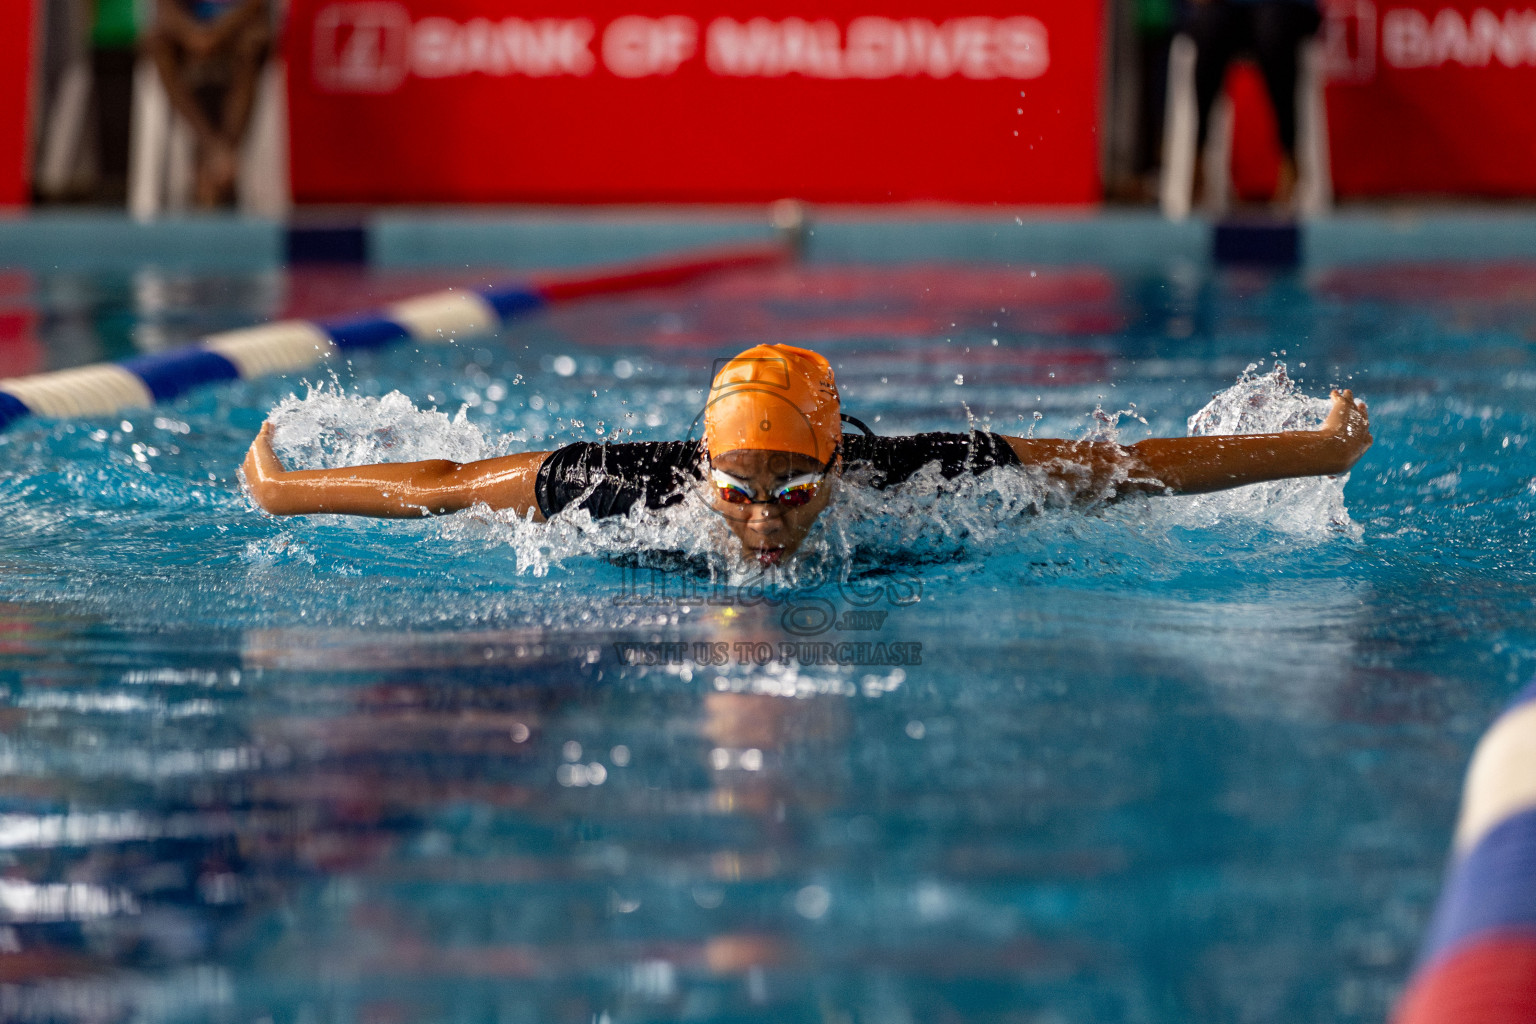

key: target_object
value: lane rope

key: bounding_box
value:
[0,241,790,432]
[1394,678,1536,1024]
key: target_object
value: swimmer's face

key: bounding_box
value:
[706,449,835,567]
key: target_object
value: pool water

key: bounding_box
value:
[3,258,1535,1023]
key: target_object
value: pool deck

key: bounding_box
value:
[3,207,1536,273]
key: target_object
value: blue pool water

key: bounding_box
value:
[2,255,1535,1023]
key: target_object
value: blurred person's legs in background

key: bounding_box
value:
[1185,0,1319,206]
[1132,0,1176,201]
[1250,2,1321,203]
[90,0,139,204]
[144,0,270,207]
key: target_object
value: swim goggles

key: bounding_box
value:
[710,468,825,509]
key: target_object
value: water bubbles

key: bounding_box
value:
[905,720,926,739]
[562,740,583,761]
[556,762,606,787]
[613,359,635,379]
[552,355,577,377]
[794,884,831,919]
[152,417,191,434]
[610,745,630,766]
[915,881,951,920]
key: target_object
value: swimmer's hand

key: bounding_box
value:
[1317,389,1372,472]
[240,422,293,513]
[240,421,552,520]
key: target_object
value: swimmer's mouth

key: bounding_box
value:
[753,546,786,567]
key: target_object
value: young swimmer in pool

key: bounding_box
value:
[242,344,1372,566]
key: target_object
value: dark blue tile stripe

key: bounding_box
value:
[1422,807,1536,969]
[1213,221,1301,268]
[121,349,241,403]
[286,225,368,265]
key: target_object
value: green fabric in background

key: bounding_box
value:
[91,0,140,48]
[1136,0,1177,32]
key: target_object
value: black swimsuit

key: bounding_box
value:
[534,432,1021,520]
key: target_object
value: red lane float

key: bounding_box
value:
[1396,937,1536,1024]
[533,242,789,301]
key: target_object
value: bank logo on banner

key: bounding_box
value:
[314,2,412,92]
[1323,1,1536,82]
[1323,1,1378,81]
[1381,6,1536,68]
[704,16,1049,79]
[310,5,1050,91]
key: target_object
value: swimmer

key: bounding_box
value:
[242,344,1372,566]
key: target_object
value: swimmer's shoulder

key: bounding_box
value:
[841,431,1020,488]
[535,438,705,520]
[544,438,704,472]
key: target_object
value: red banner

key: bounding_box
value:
[0,2,32,206]
[1322,0,1536,197]
[286,1,1102,204]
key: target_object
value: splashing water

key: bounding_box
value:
[269,387,497,469]
[262,362,1357,582]
[1176,363,1359,540]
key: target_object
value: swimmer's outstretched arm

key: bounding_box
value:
[1002,389,1372,500]
[241,422,551,520]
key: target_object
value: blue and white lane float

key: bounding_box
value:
[0,242,789,432]
[1394,678,1536,1023]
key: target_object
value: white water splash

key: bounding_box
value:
[267,387,496,469]
[1173,363,1359,540]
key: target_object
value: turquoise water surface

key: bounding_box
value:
[2,256,1534,1023]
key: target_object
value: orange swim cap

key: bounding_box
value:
[703,344,841,464]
